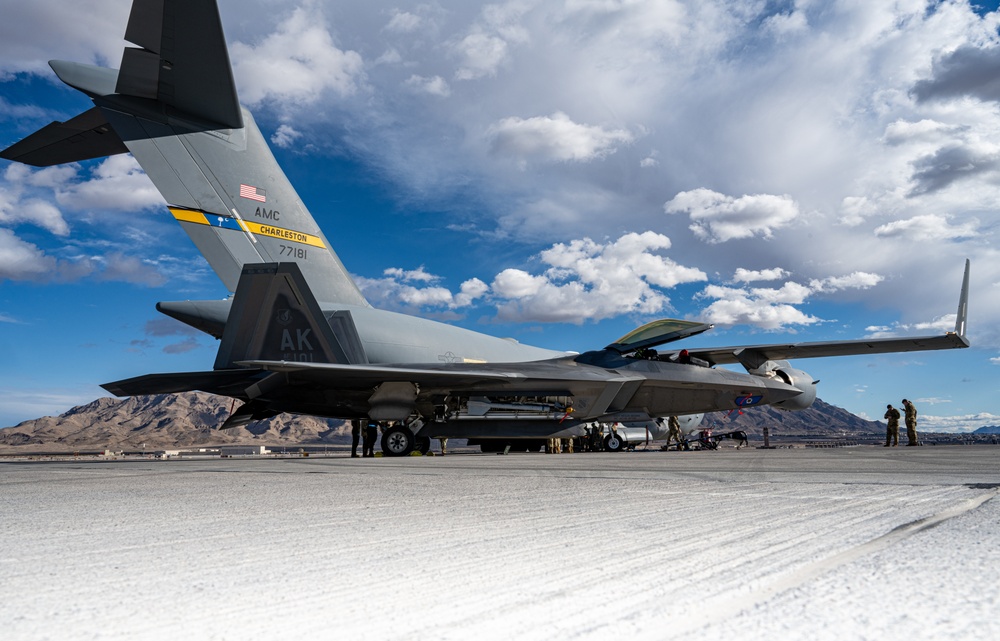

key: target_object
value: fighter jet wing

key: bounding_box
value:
[682,259,971,370]
[102,368,270,397]
[235,359,529,387]
[685,332,968,369]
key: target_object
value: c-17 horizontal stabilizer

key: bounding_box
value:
[0,106,129,167]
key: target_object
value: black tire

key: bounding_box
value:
[604,433,626,452]
[416,436,431,455]
[381,425,415,457]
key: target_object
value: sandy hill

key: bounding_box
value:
[0,393,350,450]
[706,397,884,436]
[0,392,883,451]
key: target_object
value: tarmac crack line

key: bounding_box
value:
[673,488,1000,639]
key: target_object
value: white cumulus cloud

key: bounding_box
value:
[355,266,487,313]
[385,11,424,34]
[695,283,821,329]
[453,32,509,80]
[490,232,706,324]
[54,156,163,212]
[405,75,451,97]
[809,272,884,293]
[230,5,365,105]
[695,268,886,330]
[665,189,801,244]
[874,214,980,241]
[271,124,303,149]
[732,267,790,283]
[488,112,633,163]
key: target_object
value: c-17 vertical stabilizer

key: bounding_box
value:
[0,0,367,307]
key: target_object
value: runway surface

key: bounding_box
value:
[1,446,998,640]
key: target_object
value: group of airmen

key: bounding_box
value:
[350,404,921,456]
[350,419,449,457]
[883,399,919,446]
[545,425,605,453]
[349,419,380,457]
[348,416,696,456]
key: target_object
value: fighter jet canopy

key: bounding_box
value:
[605,319,714,354]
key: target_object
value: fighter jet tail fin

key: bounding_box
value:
[0,0,369,308]
[102,262,370,403]
[214,262,369,371]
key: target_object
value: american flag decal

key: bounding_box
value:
[239,183,267,202]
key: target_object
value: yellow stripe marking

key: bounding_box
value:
[243,221,327,248]
[169,207,209,225]
[168,207,326,249]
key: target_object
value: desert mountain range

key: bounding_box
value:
[0,392,883,451]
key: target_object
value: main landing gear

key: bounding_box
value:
[603,432,627,452]
[380,424,414,456]
[378,423,432,457]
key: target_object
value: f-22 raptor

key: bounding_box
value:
[2,0,970,455]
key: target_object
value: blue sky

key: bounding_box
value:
[2,0,1000,431]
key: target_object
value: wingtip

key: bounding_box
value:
[955,259,970,339]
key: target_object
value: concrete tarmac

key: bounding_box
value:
[1,446,998,640]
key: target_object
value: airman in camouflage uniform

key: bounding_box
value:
[665,416,683,451]
[902,399,919,446]
[883,404,900,447]
[350,419,361,458]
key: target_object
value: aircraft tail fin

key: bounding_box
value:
[0,0,368,307]
[214,262,369,370]
[102,262,369,408]
[118,0,243,129]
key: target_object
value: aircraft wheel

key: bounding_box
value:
[381,426,414,457]
[604,433,626,452]
[416,436,431,455]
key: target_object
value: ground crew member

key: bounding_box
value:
[664,416,683,451]
[362,420,378,457]
[350,419,361,458]
[589,424,603,451]
[438,437,448,455]
[902,399,919,446]
[884,404,900,447]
